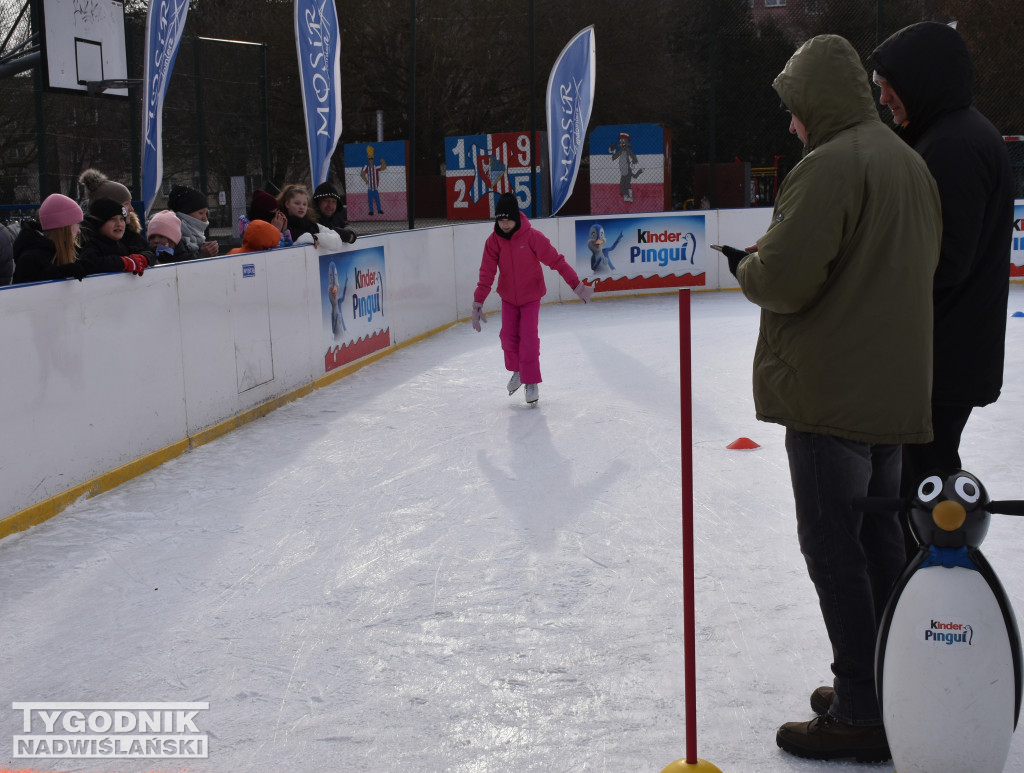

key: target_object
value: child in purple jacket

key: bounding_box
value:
[471,193,593,406]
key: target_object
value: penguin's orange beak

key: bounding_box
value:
[932,500,967,532]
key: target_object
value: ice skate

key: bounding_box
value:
[524,383,538,406]
[507,372,521,395]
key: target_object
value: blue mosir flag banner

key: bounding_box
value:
[141,0,189,215]
[295,0,343,187]
[546,26,596,216]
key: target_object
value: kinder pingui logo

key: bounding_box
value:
[12,702,209,759]
[919,619,974,647]
[629,230,697,267]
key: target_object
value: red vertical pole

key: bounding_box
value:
[679,289,698,764]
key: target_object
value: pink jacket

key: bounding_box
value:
[474,214,581,306]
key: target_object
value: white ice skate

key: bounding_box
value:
[524,383,539,406]
[507,372,521,395]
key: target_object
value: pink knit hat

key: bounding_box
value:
[38,194,84,230]
[147,210,182,245]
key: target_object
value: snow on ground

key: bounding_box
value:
[2,286,1023,772]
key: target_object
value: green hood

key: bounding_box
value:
[773,35,880,151]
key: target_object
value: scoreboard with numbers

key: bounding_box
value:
[444,131,545,219]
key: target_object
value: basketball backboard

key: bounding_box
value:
[40,0,129,97]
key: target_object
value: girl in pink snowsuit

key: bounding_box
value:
[471,193,593,405]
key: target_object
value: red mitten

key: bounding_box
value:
[121,254,149,276]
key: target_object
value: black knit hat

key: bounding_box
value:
[312,182,341,202]
[88,197,128,224]
[168,185,207,215]
[494,193,520,221]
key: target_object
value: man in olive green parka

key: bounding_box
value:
[731,35,942,762]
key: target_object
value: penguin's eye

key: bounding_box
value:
[918,475,943,502]
[954,476,981,504]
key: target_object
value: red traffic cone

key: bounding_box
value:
[727,437,760,450]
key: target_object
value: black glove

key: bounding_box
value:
[57,261,88,282]
[721,245,749,277]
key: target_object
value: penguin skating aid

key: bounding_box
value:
[858,472,1024,773]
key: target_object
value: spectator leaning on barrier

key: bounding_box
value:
[12,193,88,284]
[79,168,150,255]
[729,34,942,762]
[311,182,356,245]
[145,210,185,264]
[169,185,219,259]
[77,198,150,277]
[228,220,282,255]
[278,184,319,244]
[868,22,1015,559]
[238,189,293,248]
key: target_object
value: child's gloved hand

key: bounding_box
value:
[574,282,594,303]
[122,254,148,276]
[471,302,486,332]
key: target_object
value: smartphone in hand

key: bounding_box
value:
[710,244,749,260]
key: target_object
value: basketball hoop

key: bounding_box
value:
[85,78,142,96]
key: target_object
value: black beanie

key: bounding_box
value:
[312,182,341,201]
[494,193,520,221]
[168,185,207,215]
[88,197,128,224]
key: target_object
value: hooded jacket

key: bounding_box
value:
[869,22,1013,407]
[474,212,581,307]
[737,35,943,444]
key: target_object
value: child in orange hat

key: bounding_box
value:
[228,220,282,254]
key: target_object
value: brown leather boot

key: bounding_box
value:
[777,713,891,762]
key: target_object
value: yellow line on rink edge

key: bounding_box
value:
[0,320,459,543]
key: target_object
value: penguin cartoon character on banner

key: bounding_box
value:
[587,223,623,273]
[863,471,1024,773]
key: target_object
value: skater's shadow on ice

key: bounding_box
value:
[476,411,627,551]
[578,334,676,409]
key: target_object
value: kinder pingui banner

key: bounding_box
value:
[320,245,389,372]
[573,213,710,293]
[343,141,408,221]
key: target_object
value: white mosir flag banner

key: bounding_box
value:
[546,26,596,215]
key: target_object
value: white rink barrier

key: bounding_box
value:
[3,205,1021,535]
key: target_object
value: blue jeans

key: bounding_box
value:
[785,429,906,725]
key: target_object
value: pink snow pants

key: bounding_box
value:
[500,299,542,384]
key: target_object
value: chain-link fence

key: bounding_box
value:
[143,32,268,234]
[0,0,1020,233]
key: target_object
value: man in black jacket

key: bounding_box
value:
[869,22,1014,559]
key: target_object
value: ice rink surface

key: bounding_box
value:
[2,286,1023,772]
